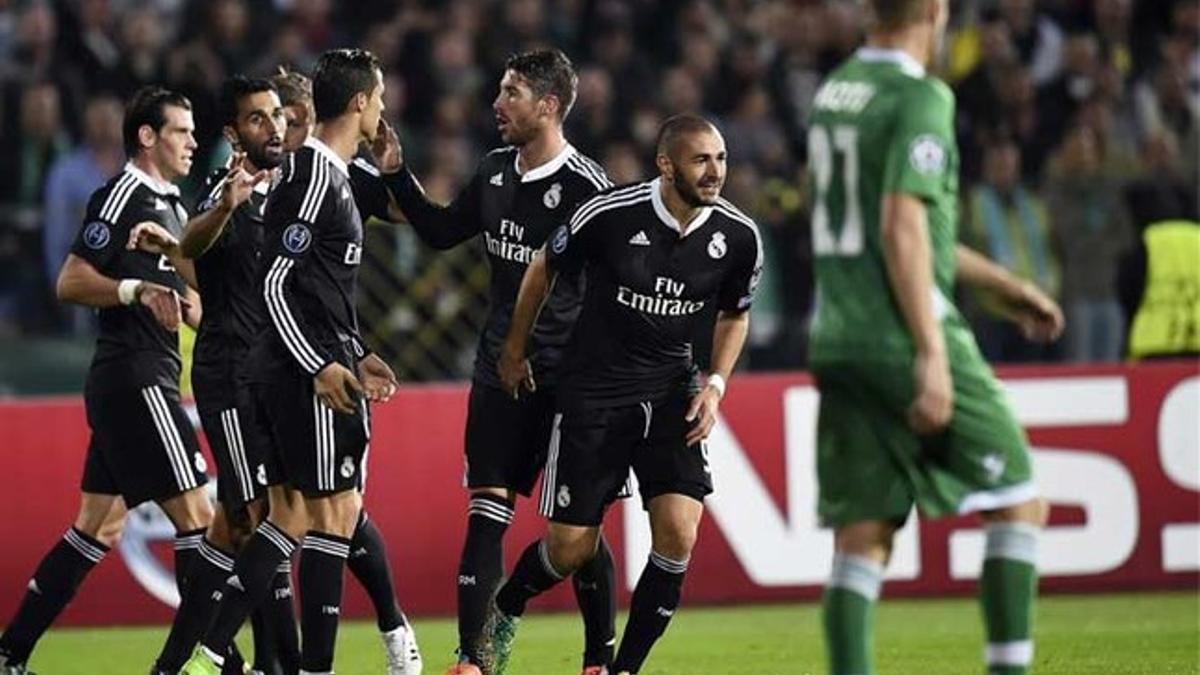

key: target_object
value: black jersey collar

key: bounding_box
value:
[303,136,350,177]
[650,177,713,238]
[124,161,181,197]
[516,143,575,183]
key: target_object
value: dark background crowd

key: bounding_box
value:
[0,0,1196,392]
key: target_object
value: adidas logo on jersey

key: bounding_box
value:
[490,172,504,186]
[628,230,651,246]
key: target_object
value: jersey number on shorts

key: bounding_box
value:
[808,124,863,257]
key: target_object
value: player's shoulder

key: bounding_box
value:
[569,180,655,228]
[901,74,953,108]
[480,145,517,170]
[86,167,157,225]
[561,149,613,193]
[713,197,763,250]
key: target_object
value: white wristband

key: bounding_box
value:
[707,373,727,399]
[117,279,143,306]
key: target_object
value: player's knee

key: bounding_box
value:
[306,490,362,537]
[984,497,1048,527]
[94,517,125,548]
[834,521,896,563]
[546,525,600,574]
[652,521,700,561]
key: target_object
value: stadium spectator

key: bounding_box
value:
[998,0,1065,85]
[41,95,124,335]
[963,139,1061,363]
[1043,124,1132,362]
[0,82,69,333]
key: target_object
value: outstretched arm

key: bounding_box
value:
[374,120,483,249]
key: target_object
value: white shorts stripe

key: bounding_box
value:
[221,409,254,501]
[152,387,198,490]
[142,386,192,490]
[539,413,563,517]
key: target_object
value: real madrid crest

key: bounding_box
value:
[707,231,727,259]
[544,182,562,209]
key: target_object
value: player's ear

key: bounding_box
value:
[655,152,673,180]
[222,126,240,150]
[137,123,157,152]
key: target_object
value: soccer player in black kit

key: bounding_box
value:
[376,49,617,675]
[181,49,397,675]
[134,73,421,675]
[0,87,213,673]
[487,115,763,675]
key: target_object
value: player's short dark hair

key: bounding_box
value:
[655,113,720,157]
[123,85,192,158]
[504,49,578,120]
[311,48,381,123]
[272,67,313,110]
[869,0,935,29]
[220,76,278,127]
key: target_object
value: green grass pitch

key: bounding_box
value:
[20,591,1198,674]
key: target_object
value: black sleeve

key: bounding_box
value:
[349,157,392,222]
[70,186,141,273]
[717,227,764,312]
[259,165,335,375]
[383,164,483,249]
[544,192,606,275]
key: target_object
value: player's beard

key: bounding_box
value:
[673,167,721,207]
[244,137,284,171]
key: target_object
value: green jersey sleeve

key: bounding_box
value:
[882,79,954,201]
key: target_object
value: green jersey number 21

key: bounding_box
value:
[809,124,862,256]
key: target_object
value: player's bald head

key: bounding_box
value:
[655,114,721,161]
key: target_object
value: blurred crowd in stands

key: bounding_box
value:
[0,0,1196,375]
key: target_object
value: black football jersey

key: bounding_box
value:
[69,162,191,387]
[190,168,270,376]
[252,136,368,380]
[389,144,611,388]
[544,178,763,407]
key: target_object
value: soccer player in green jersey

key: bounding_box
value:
[807,1,1065,674]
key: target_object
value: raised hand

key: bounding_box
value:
[127,221,180,256]
[370,118,404,173]
[218,153,271,212]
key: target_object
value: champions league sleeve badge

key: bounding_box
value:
[550,224,570,254]
[82,221,111,250]
[282,222,313,254]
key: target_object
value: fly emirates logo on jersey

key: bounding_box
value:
[484,218,538,265]
[617,276,705,317]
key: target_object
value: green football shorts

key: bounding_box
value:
[814,340,1036,527]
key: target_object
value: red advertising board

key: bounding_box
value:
[0,362,1196,626]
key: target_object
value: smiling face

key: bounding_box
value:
[661,127,727,207]
[148,104,197,180]
[229,90,286,170]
